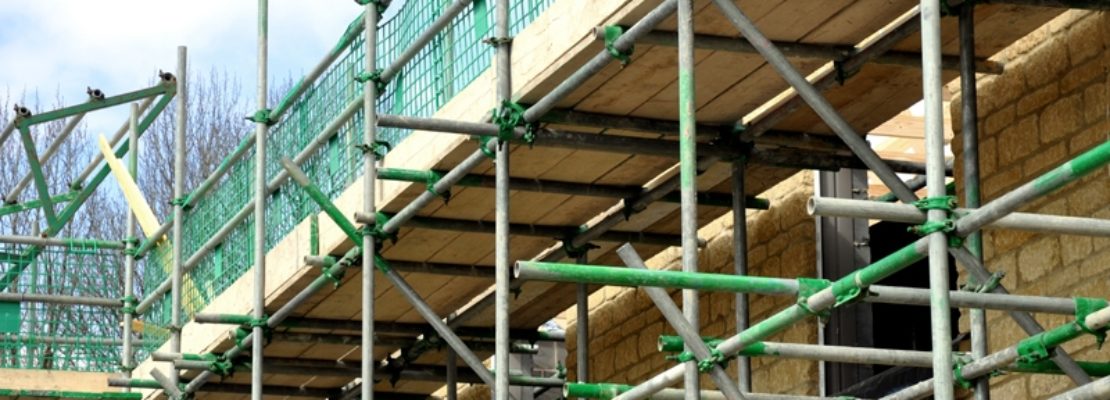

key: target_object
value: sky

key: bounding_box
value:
[0,1,397,137]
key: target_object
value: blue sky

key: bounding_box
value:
[0,1,392,137]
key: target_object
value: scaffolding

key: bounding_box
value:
[1,0,1109,399]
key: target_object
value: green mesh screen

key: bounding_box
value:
[0,243,127,372]
[139,0,555,356]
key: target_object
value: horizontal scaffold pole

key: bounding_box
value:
[376,114,936,175]
[109,378,344,398]
[0,191,77,217]
[632,30,1003,74]
[948,0,1110,10]
[614,138,1110,400]
[883,302,1110,399]
[0,292,123,308]
[0,334,159,347]
[0,234,123,249]
[275,316,565,341]
[169,355,560,386]
[565,383,848,400]
[355,212,691,247]
[514,260,1091,315]
[808,197,1110,237]
[515,260,796,295]
[307,255,496,277]
[377,167,770,209]
[0,389,140,400]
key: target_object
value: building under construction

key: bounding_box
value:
[2,0,1109,399]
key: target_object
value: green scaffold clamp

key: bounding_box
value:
[667,348,728,373]
[961,271,1004,293]
[234,315,273,347]
[365,212,399,245]
[796,277,832,320]
[420,170,452,204]
[123,236,141,257]
[354,0,388,15]
[602,25,634,66]
[482,101,537,157]
[246,108,275,126]
[908,195,964,247]
[206,353,235,377]
[354,68,389,94]
[119,295,138,315]
[1075,297,1110,349]
[322,263,348,287]
[561,228,599,259]
[354,139,393,159]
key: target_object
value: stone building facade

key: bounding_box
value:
[459,9,1110,400]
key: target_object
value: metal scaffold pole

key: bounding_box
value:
[576,252,590,387]
[618,245,745,400]
[121,102,139,384]
[710,0,1091,385]
[601,140,1110,400]
[252,1,268,398]
[169,45,188,390]
[360,1,380,400]
[920,0,956,397]
[958,3,989,399]
[731,159,751,392]
[494,0,513,397]
[676,0,699,398]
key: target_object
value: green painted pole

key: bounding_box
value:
[614,239,929,400]
[15,126,59,227]
[0,92,174,291]
[513,261,796,295]
[0,192,77,218]
[17,84,171,127]
[0,389,142,400]
[280,158,362,244]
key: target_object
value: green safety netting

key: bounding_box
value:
[0,243,130,372]
[139,0,555,357]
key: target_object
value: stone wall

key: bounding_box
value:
[949,10,1110,399]
[559,172,820,395]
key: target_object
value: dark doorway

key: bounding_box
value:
[829,220,961,397]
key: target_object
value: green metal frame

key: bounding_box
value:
[14,126,59,227]
[0,192,77,218]
[0,89,176,292]
[0,389,142,400]
[16,84,172,128]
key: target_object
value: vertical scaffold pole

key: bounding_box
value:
[121,102,139,385]
[252,1,269,399]
[361,2,380,400]
[959,4,989,399]
[731,159,750,392]
[447,348,458,400]
[576,252,590,386]
[170,45,188,390]
[676,0,699,398]
[494,0,513,398]
[920,0,955,397]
